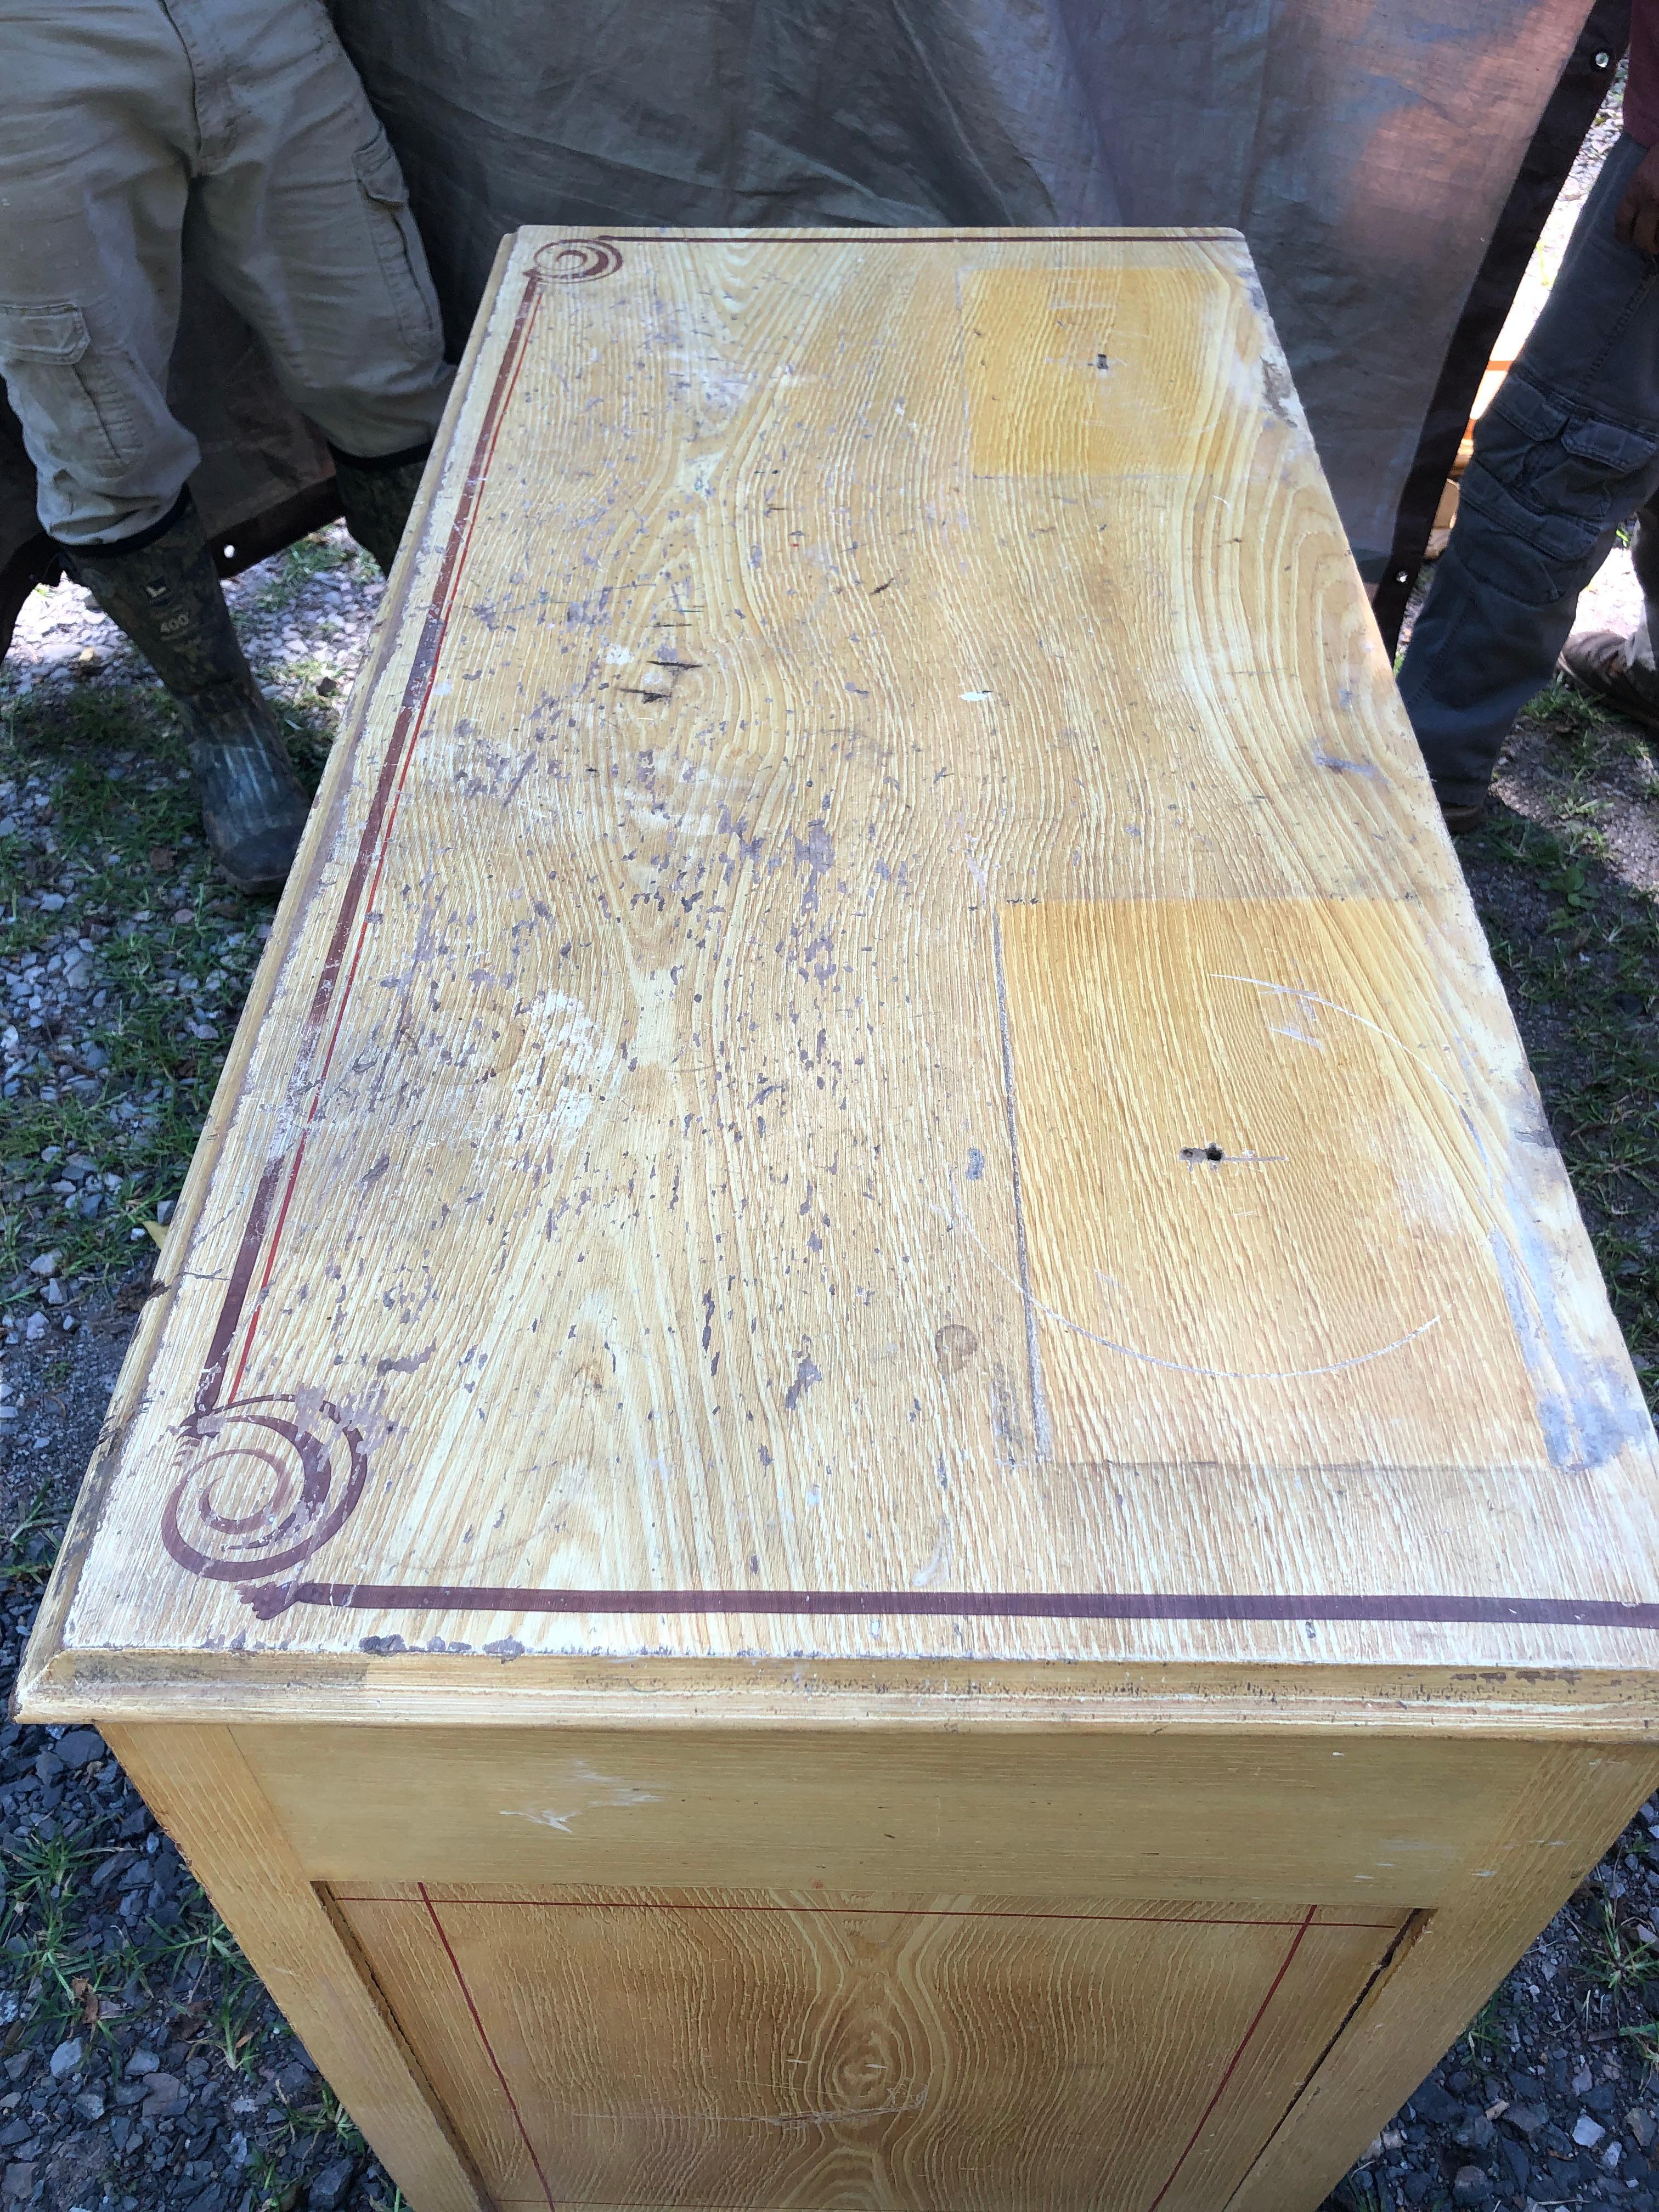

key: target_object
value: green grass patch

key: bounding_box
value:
[0,648,337,1301]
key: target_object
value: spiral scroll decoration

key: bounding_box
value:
[162,1396,367,1584]
[534,238,623,282]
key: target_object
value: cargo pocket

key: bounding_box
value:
[0,300,143,482]
[1457,377,1659,608]
[353,133,442,355]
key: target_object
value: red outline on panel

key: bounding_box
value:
[1143,1906,1318,2211]
[419,1884,560,2210]
[338,1894,1398,1932]
[374,1891,1336,2211]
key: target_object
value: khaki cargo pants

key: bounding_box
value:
[0,0,454,546]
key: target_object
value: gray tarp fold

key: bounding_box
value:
[0,0,1604,647]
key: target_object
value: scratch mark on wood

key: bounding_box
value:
[955,1192,1442,1381]
[991,911,1054,1458]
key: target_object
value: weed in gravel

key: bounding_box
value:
[284,2080,367,2157]
[249,529,372,611]
[1,1481,59,1590]
[197,1976,263,2075]
[140,1892,253,1999]
[1462,1991,1510,2063]
[0,680,278,1301]
[1581,1900,1659,2001]
[2,1821,109,2027]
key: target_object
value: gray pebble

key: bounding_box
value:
[52,1729,102,1770]
[306,2155,358,2210]
[1504,2101,1550,2138]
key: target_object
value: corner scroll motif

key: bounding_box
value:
[162,1396,367,1587]
[534,238,623,282]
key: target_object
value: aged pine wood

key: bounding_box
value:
[330,1883,1406,2211]
[235,1724,1529,1906]
[104,1724,489,2212]
[18,226,1659,1724]
[1227,1743,1659,2211]
[18,224,1659,2211]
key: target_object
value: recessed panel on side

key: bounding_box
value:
[333,1883,1407,2211]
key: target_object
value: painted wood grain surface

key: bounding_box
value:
[330,1882,1407,2211]
[20,227,1659,1722]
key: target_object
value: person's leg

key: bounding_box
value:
[69,494,308,890]
[167,0,453,575]
[0,0,198,544]
[1399,132,1659,825]
[0,0,309,890]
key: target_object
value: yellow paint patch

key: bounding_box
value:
[998,896,1550,1469]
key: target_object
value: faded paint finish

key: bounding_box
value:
[18,227,1659,1726]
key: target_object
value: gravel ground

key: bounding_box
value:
[3,101,1659,2209]
[1,537,406,2212]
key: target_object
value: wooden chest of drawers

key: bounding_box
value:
[21,224,1659,2212]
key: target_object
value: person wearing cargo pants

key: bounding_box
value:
[0,0,454,890]
[1399,61,1659,831]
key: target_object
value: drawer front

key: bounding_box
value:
[334,1882,1407,2211]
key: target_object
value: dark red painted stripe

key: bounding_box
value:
[254,1580,1659,1630]
[338,1895,1399,1930]
[591,228,1239,242]
[200,266,549,1415]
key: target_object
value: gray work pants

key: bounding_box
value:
[1399,132,1659,806]
[0,0,453,546]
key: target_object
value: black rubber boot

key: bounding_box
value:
[330,441,432,576]
[60,494,309,895]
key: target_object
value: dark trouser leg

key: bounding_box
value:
[61,493,309,893]
[1398,132,1659,817]
[328,441,432,577]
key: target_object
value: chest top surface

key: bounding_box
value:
[23,228,1659,1727]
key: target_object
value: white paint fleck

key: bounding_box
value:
[501,1763,659,1832]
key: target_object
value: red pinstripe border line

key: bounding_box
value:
[579,228,1240,241]
[338,1894,1398,1931]
[386,1892,1333,2211]
[191,262,549,1424]
[420,1882,560,2210]
[1144,1905,1317,2211]
[254,1579,1659,1629]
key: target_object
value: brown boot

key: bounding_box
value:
[1558,627,1659,732]
[1440,796,1486,836]
[59,493,309,895]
